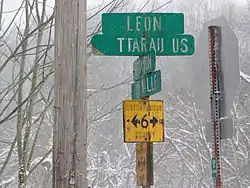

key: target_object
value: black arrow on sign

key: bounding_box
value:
[150,117,158,127]
[131,115,140,128]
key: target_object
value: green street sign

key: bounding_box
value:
[131,84,140,99]
[211,157,216,171]
[133,50,156,81]
[91,34,195,56]
[132,70,161,99]
[102,13,184,37]
[211,157,217,178]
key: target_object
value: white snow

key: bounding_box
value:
[240,71,250,83]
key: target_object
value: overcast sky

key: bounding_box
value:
[2,0,53,28]
[2,0,100,28]
[2,0,247,29]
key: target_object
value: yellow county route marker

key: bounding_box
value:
[123,100,164,142]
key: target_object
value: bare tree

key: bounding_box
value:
[0,0,135,187]
[1,0,249,187]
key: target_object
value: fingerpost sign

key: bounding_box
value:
[90,12,196,188]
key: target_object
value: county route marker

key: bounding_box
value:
[123,100,164,142]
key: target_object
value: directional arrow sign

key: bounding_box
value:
[123,100,164,142]
[192,16,240,142]
[91,34,195,56]
[131,114,140,128]
[150,117,158,128]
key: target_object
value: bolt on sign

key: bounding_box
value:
[123,100,164,142]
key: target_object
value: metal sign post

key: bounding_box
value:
[193,17,240,187]
[208,26,223,188]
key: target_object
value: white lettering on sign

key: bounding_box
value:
[117,37,164,53]
[145,16,150,31]
[126,16,162,32]
[136,16,142,31]
[172,38,188,53]
[141,38,146,52]
[154,17,161,31]
[134,58,152,77]
[141,74,157,93]
[133,38,140,52]
[117,38,124,52]
[127,16,133,31]
[142,55,152,72]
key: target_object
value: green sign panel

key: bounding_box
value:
[211,157,216,178]
[132,70,161,99]
[211,157,216,171]
[102,13,184,37]
[133,50,156,81]
[91,34,195,56]
[132,83,141,99]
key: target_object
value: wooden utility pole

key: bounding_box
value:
[53,0,87,188]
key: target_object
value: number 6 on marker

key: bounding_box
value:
[141,114,149,128]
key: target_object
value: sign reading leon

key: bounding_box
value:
[123,100,164,142]
[102,13,184,36]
